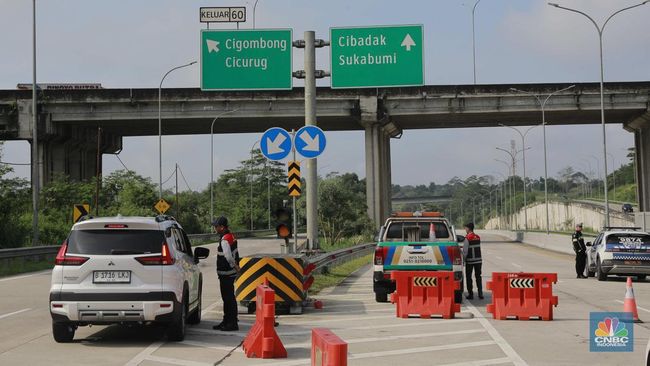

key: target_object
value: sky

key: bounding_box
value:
[1,0,649,190]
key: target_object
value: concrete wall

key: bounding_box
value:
[481,229,596,256]
[484,201,633,232]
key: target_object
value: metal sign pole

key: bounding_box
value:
[291,129,298,254]
[304,31,318,251]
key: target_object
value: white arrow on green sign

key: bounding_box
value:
[330,25,424,89]
[201,29,293,91]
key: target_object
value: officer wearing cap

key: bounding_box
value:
[572,223,587,279]
[212,216,240,331]
[463,223,484,300]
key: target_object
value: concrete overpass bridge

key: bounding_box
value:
[1,81,650,225]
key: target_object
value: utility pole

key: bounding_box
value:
[95,127,102,216]
[175,163,179,218]
[31,0,39,246]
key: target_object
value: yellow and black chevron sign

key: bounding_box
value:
[413,277,437,287]
[235,256,307,304]
[73,204,90,223]
[288,161,301,197]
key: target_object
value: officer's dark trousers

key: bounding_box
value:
[465,263,483,294]
[219,275,238,325]
[575,252,587,276]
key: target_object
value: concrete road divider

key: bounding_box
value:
[311,328,348,366]
[242,281,287,359]
[390,271,460,319]
[487,272,558,321]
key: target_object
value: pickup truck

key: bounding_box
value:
[373,212,465,303]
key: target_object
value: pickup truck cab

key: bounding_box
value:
[373,212,464,303]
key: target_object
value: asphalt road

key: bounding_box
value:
[0,233,648,365]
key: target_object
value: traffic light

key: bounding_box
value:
[275,207,292,244]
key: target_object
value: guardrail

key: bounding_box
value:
[309,242,376,273]
[0,229,278,262]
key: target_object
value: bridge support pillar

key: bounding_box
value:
[361,96,400,227]
[626,110,650,211]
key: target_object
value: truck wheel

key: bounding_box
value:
[247,302,256,314]
[375,292,388,303]
[455,290,463,304]
[52,322,76,343]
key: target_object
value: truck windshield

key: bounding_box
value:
[384,221,450,241]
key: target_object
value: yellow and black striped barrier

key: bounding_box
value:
[235,254,308,312]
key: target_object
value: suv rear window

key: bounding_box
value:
[385,221,450,241]
[67,230,165,255]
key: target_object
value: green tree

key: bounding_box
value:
[0,142,31,248]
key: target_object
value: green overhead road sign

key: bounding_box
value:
[201,29,292,91]
[330,25,424,89]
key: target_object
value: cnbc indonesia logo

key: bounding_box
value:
[590,313,633,352]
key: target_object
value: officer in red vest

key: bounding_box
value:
[463,223,483,300]
[212,216,240,331]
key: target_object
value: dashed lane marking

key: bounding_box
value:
[464,301,527,366]
[124,300,221,366]
[511,263,522,269]
[0,308,31,320]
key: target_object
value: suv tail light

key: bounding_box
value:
[135,242,175,265]
[447,245,462,265]
[374,246,386,265]
[54,242,89,266]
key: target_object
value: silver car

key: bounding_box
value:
[586,228,650,281]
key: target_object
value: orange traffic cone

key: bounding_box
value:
[623,276,643,323]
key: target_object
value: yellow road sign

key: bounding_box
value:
[73,204,90,223]
[413,277,437,287]
[288,161,301,197]
[155,199,171,214]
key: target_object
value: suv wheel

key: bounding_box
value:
[52,322,76,343]
[167,295,187,341]
[375,292,388,303]
[187,283,202,325]
[597,258,607,281]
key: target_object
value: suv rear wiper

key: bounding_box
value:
[110,249,146,255]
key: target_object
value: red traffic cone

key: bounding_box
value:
[623,276,643,323]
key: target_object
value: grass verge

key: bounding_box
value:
[0,258,53,277]
[309,254,372,295]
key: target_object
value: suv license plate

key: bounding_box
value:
[93,271,131,283]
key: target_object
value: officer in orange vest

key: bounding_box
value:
[463,223,483,300]
[212,216,240,331]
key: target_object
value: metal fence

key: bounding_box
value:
[309,242,376,273]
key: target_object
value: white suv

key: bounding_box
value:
[49,215,209,343]
[586,227,650,281]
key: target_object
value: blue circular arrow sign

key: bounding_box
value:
[260,127,292,161]
[295,126,326,159]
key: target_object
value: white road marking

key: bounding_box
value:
[256,340,500,366]
[464,301,528,366]
[317,302,388,310]
[280,328,487,349]
[436,357,513,366]
[0,270,51,282]
[124,300,221,366]
[615,299,650,313]
[144,355,212,366]
[511,263,522,268]
[180,340,238,352]
[348,340,496,360]
[495,256,504,260]
[0,308,31,320]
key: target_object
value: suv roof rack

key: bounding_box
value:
[155,215,177,223]
[603,226,641,231]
